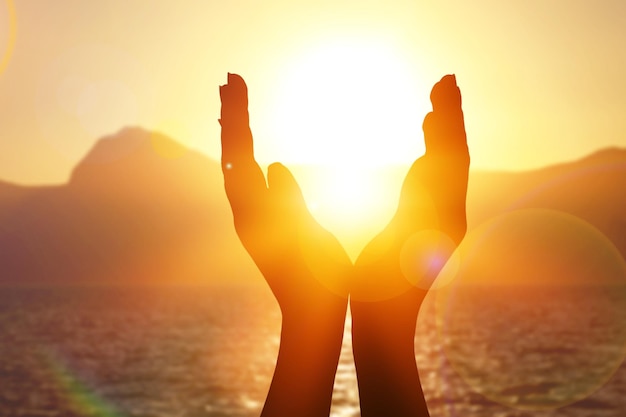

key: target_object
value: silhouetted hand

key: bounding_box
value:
[219,73,350,417]
[351,75,470,417]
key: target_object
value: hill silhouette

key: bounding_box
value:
[0,128,624,286]
[0,127,258,286]
[467,147,626,254]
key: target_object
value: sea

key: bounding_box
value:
[0,284,625,417]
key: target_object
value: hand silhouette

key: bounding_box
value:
[219,73,351,417]
[350,75,470,417]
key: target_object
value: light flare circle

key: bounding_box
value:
[0,0,16,75]
[435,209,626,410]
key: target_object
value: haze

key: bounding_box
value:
[1,0,626,186]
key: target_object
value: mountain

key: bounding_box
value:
[467,148,626,255]
[0,127,259,286]
[0,128,624,286]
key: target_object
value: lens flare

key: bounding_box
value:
[36,43,149,163]
[435,209,626,410]
[400,230,459,290]
[39,348,123,417]
[0,0,16,76]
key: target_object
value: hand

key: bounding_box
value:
[219,73,350,417]
[350,74,470,417]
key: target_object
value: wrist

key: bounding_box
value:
[350,296,428,417]
[350,290,423,350]
[262,297,347,417]
[279,296,347,362]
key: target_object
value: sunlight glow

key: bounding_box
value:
[258,36,428,243]
[264,37,426,167]
[289,164,406,258]
[304,166,386,222]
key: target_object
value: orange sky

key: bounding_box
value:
[1,0,626,185]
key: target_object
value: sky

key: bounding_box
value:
[1,0,626,186]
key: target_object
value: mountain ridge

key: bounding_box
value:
[0,127,257,286]
[0,127,624,286]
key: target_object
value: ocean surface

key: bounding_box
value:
[0,284,625,417]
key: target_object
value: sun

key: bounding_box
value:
[262,36,427,167]
[256,35,429,251]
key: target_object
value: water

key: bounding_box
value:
[0,285,624,417]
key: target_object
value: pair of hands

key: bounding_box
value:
[219,73,469,417]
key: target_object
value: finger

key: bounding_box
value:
[267,163,308,219]
[219,73,267,213]
[220,73,254,165]
[223,158,267,219]
[423,74,468,156]
[430,74,462,114]
[396,156,439,229]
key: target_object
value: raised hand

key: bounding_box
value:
[219,73,351,417]
[351,75,470,417]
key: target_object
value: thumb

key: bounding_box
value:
[267,163,309,217]
[422,111,437,151]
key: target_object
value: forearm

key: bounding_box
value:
[261,299,347,417]
[351,294,430,417]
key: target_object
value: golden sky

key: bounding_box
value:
[1,0,626,186]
